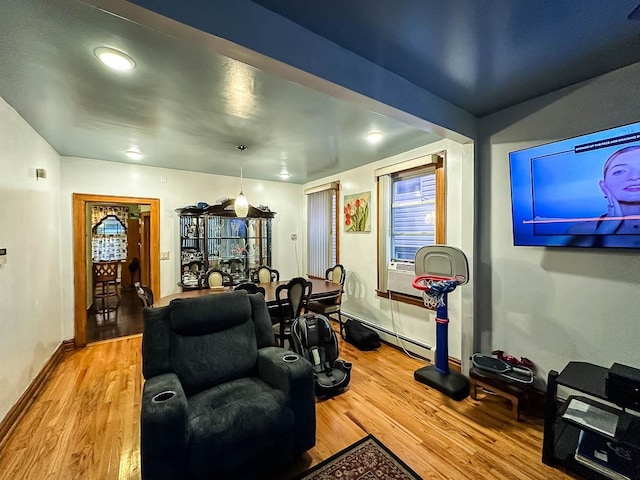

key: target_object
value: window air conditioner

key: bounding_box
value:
[387,261,417,297]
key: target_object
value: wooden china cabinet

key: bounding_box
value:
[176,199,275,289]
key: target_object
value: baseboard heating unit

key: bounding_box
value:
[341,313,434,363]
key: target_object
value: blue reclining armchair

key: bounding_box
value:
[141,290,316,480]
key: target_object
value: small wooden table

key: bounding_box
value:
[155,278,341,308]
[469,367,531,421]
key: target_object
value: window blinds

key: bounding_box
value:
[307,188,334,278]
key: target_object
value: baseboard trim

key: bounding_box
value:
[0,339,75,448]
[340,312,435,363]
[339,313,462,371]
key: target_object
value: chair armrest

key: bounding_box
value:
[257,346,313,396]
[141,373,189,480]
[257,346,316,453]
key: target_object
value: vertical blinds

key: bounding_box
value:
[307,188,334,277]
[331,192,336,266]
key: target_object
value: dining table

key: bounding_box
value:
[155,277,341,308]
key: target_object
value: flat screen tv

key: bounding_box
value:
[509,121,640,248]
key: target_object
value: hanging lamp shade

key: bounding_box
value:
[234,145,249,217]
[234,191,249,217]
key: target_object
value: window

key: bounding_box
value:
[306,182,339,278]
[376,154,445,298]
[93,215,126,236]
[391,172,437,261]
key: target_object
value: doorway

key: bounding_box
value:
[73,193,160,347]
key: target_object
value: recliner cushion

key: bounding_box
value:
[170,292,252,335]
[187,377,294,477]
[171,320,258,395]
[168,293,260,395]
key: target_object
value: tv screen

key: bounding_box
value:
[509,121,640,248]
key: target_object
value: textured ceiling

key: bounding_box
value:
[0,0,441,184]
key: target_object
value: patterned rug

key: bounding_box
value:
[293,434,422,480]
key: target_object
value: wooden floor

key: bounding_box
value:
[86,287,144,343]
[0,324,580,480]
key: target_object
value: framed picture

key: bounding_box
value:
[344,191,371,232]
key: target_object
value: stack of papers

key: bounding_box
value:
[562,398,619,437]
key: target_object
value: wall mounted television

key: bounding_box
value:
[509,121,640,248]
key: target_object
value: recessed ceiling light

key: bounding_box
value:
[366,131,384,144]
[94,47,136,71]
[279,169,291,180]
[125,149,143,160]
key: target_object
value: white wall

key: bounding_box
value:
[477,62,640,385]
[59,157,303,339]
[303,139,475,364]
[0,98,64,420]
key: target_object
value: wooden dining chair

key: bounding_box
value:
[234,282,266,296]
[273,277,312,348]
[308,264,346,336]
[134,281,154,308]
[92,261,120,322]
[203,269,233,288]
[252,266,280,283]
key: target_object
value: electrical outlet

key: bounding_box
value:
[290,233,297,240]
[160,251,170,260]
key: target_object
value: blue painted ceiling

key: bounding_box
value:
[250,0,640,117]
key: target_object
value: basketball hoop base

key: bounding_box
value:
[414,366,470,401]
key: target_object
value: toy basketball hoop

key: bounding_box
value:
[412,275,461,310]
[411,245,470,401]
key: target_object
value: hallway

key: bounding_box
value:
[87,287,143,343]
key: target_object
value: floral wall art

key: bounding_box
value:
[344,191,371,233]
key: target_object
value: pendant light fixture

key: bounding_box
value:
[234,145,249,217]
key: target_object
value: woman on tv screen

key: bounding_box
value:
[566,145,640,246]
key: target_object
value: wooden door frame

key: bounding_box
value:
[139,211,152,287]
[73,193,161,347]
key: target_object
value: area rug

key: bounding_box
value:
[293,434,422,480]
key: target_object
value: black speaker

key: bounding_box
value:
[606,363,640,411]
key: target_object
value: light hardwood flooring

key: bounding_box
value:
[0,328,579,480]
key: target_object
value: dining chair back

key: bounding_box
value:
[204,269,233,288]
[253,265,280,283]
[308,264,347,337]
[234,282,266,296]
[92,261,120,321]
[134,281,154,308]
[326,264,346,286]
[273,277,312,347]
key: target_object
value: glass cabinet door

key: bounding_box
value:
[177,202,274,289]
[246,218,272,276]
[178,212,205,288]
[206,217,247,283]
